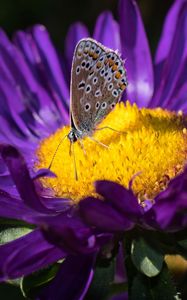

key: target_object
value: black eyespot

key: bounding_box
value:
[105,72,108,77]
[76,66,80,74]
[119,69,123,74]
[89,71,94,76]
[93,77,98,84]
[86,85,91,93]
[95,102,100,109]
[112,89,118,97]
[86,62,90,69]
[112,55,115,60]
[78,81,85,89]
[107,54,111,58]
[96,49,100,54]
[101,69,105,75]
[85,103,91,111]
[81,61,86,67]
[101,102,107,109]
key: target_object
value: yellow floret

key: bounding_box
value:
[36,101,187,203]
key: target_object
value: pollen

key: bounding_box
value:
[35,102,187,203]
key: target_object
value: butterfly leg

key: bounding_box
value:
[89,136,109,149]
[69,141,78,181]
[95,126,127,135]
[78,139,87,156]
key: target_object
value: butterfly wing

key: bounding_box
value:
[70,38,127,134]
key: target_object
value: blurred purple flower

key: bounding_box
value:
[0,0,186,299]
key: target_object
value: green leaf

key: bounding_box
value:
[20,263,60,298]
[0,226,32,245]
[130,264,178,300]
[131,236,164,277]
[85,259,115,300]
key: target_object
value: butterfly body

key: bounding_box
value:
[68,38,128,144]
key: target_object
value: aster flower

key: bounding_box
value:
[0,0,187,299]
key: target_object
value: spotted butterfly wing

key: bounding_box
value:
[70,38,127,136]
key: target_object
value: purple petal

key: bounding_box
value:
[31,25,70,111]
[32,168,56,180]
[65,22,89,72]
[40,213,97,254]
[39,253,95,300]
[0,145,54,214]
[119,0,154,107]
[0,229,66,281]
[79,197,134,232]
[0,189,42,222]
[151,0,187,108]
[13,29,69,125]
[93,11,121,52]
[0,29,63,133]
[145,168,187,231]
[96,181,143,220]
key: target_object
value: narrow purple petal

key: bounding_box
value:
[154,0,187,89]
[0,29,64,132]
[39,253,95,300]
[65,22,89,71]
[119,0,154,107]
[40,213,97,254]
[151,0,187,108]
[79,197,134,232]
[0,190,41,222]
[31,25,70,110]
[0,229,66,281]
[93,11,121,52]
[0,145,54,214]
[96,181,143,220]
[13,29,69,125]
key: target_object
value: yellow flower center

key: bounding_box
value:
[36,101,187,203]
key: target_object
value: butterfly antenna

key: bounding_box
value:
[70,141,78,180]
[48,135,67,170]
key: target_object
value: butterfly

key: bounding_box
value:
[49,38,127,178]
[67,38,128,144]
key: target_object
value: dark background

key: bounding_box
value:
[0,0,173,54]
